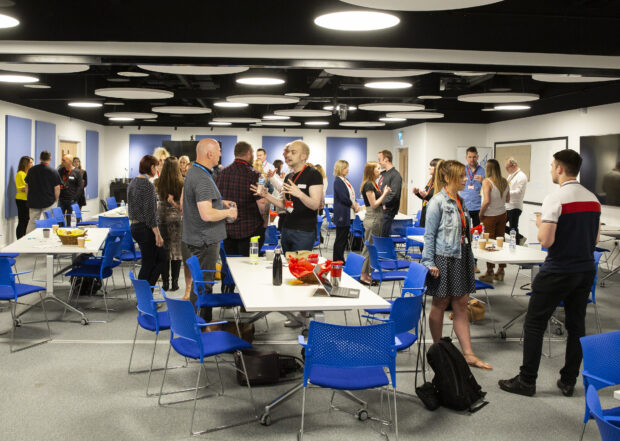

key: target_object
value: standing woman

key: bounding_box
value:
[72,157,87,208]
[413,158,441,227]
[15,155,33,239]
[422,160,492,370]
[128,155,167,286]
[179,155,190,177]
[253,160,273,228]
[359,161,391,285]
[314,164,328,197]
[479,159,510,283]
[273,159,284,179]
[332,160,360,262]
[152,147,170,180]
[155,157,185,291]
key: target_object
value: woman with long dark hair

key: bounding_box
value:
[413,157,441,227]
[15,155,33,238]
[72,157,87,208]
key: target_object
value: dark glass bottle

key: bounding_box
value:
[272,249,282,286]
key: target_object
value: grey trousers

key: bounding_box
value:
[185,241,220,322]
[26,203,56,234]
[361,210,383,275]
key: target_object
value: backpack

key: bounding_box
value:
[426,337,488,412]
[70,276,102,297]
[234,349,304,386]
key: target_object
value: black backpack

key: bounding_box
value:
[426,337,488,412]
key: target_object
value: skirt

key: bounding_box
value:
[426,243,476,298]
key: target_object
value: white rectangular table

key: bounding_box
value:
[614,390,620,400]
[1,227,110,324]
[357,210,414,222]
[88,206,128,221]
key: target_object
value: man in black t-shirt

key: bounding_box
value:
[57,154,83,226]
[252,140,323,253]
[25,150,62,233]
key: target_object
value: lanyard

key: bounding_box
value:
[445,189,466,231]
[234,159,250,166]
[286,165,307,200]
[466,165,479,183]
[193,162,220,195]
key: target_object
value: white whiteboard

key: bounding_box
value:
[494,137,568,204]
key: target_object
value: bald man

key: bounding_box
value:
[182,138,237,321]
[57,153,83,226]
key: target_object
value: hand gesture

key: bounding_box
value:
[222,200,235,209]
[267,169,276,179]
[474,174,483,182]
[383,185,391,195]
[429,266,439,278]
[419,189,428,198]
[167,194,175,204]
[250,183,268,197]
[282,179,303,198]
[413,187,419,195]
[228,205,238,221]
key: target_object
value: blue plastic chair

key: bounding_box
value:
[586,385,620,440]
[71,203,97,226]
[348,215,365,250]
[405,226,425,260]
[389,218,413,246]
[261,225,279,253]
[158,293,257,436]
[51,206,67,226]
[98,215,130,232]
[372,235,410,270]
[186,254,243,315]
[298,321,398,441]
[414,210,422,227]
[43,209,53,219]
[106,196,118,209]
[314,216,324,254]
[366,242,408,298]
[579,331,620,439]
[323,208,337,243]
[35,218,54,228]
[343,253,364,282]
[0,257,51,352]
[474,279,496,335]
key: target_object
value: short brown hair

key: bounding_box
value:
[234,141,253,157]
[139,155,159,175]
[40,150,51,162]
[379,149,393,163]
[553,149,582,177]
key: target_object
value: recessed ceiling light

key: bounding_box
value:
[274,109,332,117]
[109,117,134,122]
[68,102,103,108]
[364,81,412,89]
[95,88,174,99]
[0,63,89,73]
[104,112,157,119]
[314,11,399,31]
[227,94,299,105]
[418,95,442,100]
[338,0,503,11]
[151,106,211,114]
[380,117,406,122]
[0,13,19,28]
[214,101,248,108]
[260,121,301,127]
[494,104,531,110]
[325,68,430,78]
[263,115,291,120]
[103,101,124,105]
[117,71,149,78]
[305,121,330,126]
[386,111,444,119]
[323,105,357,111]
[359,103,424,112]
[209,121,232,126]
[138,65,249,75]
[339,121,385,127]
[453,71,491,76]
[458,92,539,103]
[236,76,285,86]
[285,92,310,97]
[212,117,261,124]
[532,74,620,83]
[24,84,51,89]
[0,74,38,83]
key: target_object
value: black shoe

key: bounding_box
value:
[162,281,169,291]
[170,282,179,291]
[556,379,575,397]
[498,375,536,397]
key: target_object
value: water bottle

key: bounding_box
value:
[272,248,282,286]
[120,200,126,207]
[509,229,517,251]
[249,235,260,264]
[472,230,480,249]
[71,212,77,228]
[257,175,266,194]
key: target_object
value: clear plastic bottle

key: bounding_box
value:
[272,248,282,286]
[509,229,517,251]
[249,235,260,264]
[472,230,480,249]
[120,200,126,207]
[71,212,77,228]
[257,175,266,194]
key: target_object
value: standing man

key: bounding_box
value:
[378,149,402,237]
[253,140,323,253]
[182,138,238,321]
[505,157,528,244]
[460,146,485,228]
[216,141,268,256]
[57,154,83,226]
[256,148,275,174]
[499,149,600,398]
[25,150,62,233]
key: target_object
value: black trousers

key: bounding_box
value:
[58,199,75,226]
[381,211,395,237]
[520,269,595,386]
[16,199,29,239]
[333,224,351,262]
[130,222,167,287]
[223,224,266,257]
[469,210,480,228]
[506,208,523,241]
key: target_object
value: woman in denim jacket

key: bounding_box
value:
[422,160,492,370]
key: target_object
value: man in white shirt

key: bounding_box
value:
[256,148,275,174]
[505,157,528,245]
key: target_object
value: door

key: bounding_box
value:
[398,147,408,214]
[59,140,78,166]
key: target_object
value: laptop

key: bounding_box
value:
[312,265,360,298]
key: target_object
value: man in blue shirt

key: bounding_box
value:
[459,146,485,228]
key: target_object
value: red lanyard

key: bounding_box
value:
[287,165,307,200]
[445,189,466,230]
[466,165,479,183]
[372,182,380,192]
[235,159,250,166]
[344,178,353,191]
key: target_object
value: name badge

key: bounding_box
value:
[468,185,474,190]
[298,184,307,189]
[285,200,294,213]
[69,176,75,180]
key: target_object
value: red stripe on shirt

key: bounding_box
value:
[561,201,601,214]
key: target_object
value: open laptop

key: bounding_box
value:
[312,265,360,298]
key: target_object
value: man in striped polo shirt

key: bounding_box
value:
[499,149,601,398]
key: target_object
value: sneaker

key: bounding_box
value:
[499,375,536,397]
[556,379,575,397]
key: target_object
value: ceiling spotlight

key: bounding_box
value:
[109,117,134,121]
[236,76,285,86]
[214,101,248,108]
[364,81,412,89]
[0,74,38,83]
[68,101,103,108]
[418,95,442,100]
[494,104,531,110]
[209,121,233,126]
[305,121,329,126]
[0,13,19,28]
[263,115,290,120]
[380,117,406,122]
[314,11,399,31]
[323,105,357,111]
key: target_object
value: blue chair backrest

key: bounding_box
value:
[586,385,620,441]
[98,215,130,232]
[390,294,423,336]
[344,253,364,280]
[350,215,364,235]
[44,209,53,219]
[163,293,205,361]
[71,203,83,220]
[591,251,602,303]
[106,196,118,209]
[580,330,620,390]
[0,258,17,297]
[304,321,396,387]
[414,210,422,227]
[121,232,137,257]
[324,207,333,225]
[366,242,384,276]
[35,218,54,228]
[218,245,236,288]
[372,234,398,260]
[52,207,65,225]
[100,236,122,277]
[390,219,413,237]
[129,271,161,331]
[186,255,211,296]
[406,226,425,237]
[403,261,428,292]
[264,225,278,245]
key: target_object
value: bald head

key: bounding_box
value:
[62,154,73,170]
[196,138,221,168]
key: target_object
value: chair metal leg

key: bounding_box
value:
[484,289,497,335]
[579,421,587,441]
[127,322,140,373]
[158,345,172,406]
[299,386,307,441]
[593,303,601,334]
[393,386,399,441]
[145,333,159,396]
[189,360,203,436]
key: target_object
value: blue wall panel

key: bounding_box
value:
[195,135,238,168]
[5,116,32,218]
[85,130,99,200]
[35,121,56,167]
[128,134,171,177]
[261,136,302,166]
[325,137,367,197]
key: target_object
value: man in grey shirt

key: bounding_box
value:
[182,138,237,321]
[378,149,402,237]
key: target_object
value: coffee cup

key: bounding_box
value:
[483,232,490,240]
[52,224,59,233]
[496,237,504,248]
[265,249,275,261]
[479,239,487,250]
[42,228,50,238]
[77,237,86,248]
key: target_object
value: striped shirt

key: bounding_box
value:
[541,180,600,273]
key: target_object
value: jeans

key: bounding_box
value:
[26,203,56,234]
[380,211,395,237]
[58,199,75,226]
[280,228,316,254]
[519,269,595,386]
[333,224,351,263]
[185,241,220,322]
[130,222,167,287]
[16,199,29,239]
[507,208,523,242]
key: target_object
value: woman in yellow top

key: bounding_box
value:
[15,156,34,238]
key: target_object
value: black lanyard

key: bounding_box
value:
[193,163,221,200]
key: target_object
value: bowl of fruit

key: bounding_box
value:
[56,228,86,245]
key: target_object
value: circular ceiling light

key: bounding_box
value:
[263,114,291,120]
[95,88,173,99]
[0,13,19,28]
[103,101,124,105]
[458,92,539,103]
[325,68,430,78]
[364,81,412,89]
[209,121,232,126]
[138,65,249,75]
[68,102,102,108]
[323,105,357,111]
[24,84,50,89]
[418,95,442,100]
[0,74,38,83]
[494,104,531,110]
[0,63,89,73]
[117,71,149,78]
[274,109,332,117]
[305,121,330,126]
[285,92,310,97]
[453,71,491,76]
[532,74,620,83]
[152,106,211,114]
[214,101,248,108]
[109,117,134,122]
[337,0,503,11]
[339,121,386,127]
[104,112,157,119]
[227,94,299,105]
[212,117,261,124]
[236,77,285,86]
[386,111,444,119]
[314,11,399,31]
[261,121,301,127]
[380,116,406,122]
[359,103,424,112]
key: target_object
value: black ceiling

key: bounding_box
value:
[0,0,619,129]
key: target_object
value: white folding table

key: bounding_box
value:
[1,227,110,325]
[88,206,128,221]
